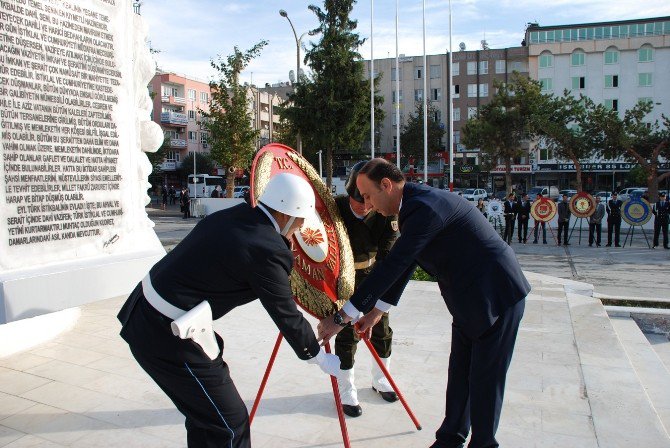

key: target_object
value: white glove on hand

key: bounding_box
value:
[307,348,341,377]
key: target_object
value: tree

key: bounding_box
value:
[534,93,598,192]
[399,102,445,168]
[146,137,169,175]
[180,152,215,181]
[203,41,267,198]
[461,74,545,193]
[591,101,670,201]
[280,0,383,187]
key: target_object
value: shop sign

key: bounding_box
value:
[490,164,532,173]
[536,162,670,172]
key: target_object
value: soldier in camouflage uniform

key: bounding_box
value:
[334,161,400,417]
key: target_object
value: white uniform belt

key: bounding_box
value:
[142,275,185,320]
[354,256,376,270]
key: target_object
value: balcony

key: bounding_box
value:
[169,138,187,148]
[160,112,188,126]
[161,95,187,106]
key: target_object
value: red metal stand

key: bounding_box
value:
[249,333,283,424]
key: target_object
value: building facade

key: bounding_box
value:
[526,16,670,192]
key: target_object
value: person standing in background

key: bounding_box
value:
[557,194,571,246]
[503,193,516,245]
[589,196,605,247]
[607,192,623,247]
[516,194,531,244]
[652,192,669,249]
[532,193,548,245]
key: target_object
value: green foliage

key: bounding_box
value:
[203,41,267,196]
[626,165,647,185]
[400,102,446,163]
[145,137,168,175]
[462,73,545,193]
[279,0,383,186]
[411,267,436,282]
[180,152,215,179]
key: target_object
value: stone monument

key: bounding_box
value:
[0,0,165,326]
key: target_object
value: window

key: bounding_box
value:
[604,99,619,111]
[166,151,180,162]
[430,65,441,79]
[540,78,553,92]
[510,61,523,72]
[453,108,461,121]
[479,83,488,97]
[495,60,505,73]
[200,132,208,144]
[414,89,423,101]
[638,46,654,62]
[539,53,553,68]
[392,90,403,103]
[467,84,477,97]
[571,51,585,66]
[604,48,619,64]
[392,113,404,126]
[479,61,488,75]
[432,109,442,123]
[638,73,652,86]
[604,75,619,88]
[453,84,460,98]
[188,110,196,120]
[431,88,441,101]
[415,66,423,79]
[453,130,461,144]
[467,107,477,119]
[391,67,402,81]
[188,89,196,100]
[452,62,460,76]
[200,92,209,103]
[467,61,476,75]
[188,131,197,142]
[539,147,553,161]
[571,76,586,89]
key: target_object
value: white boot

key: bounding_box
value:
[372,357,398,402]
[337,368,362,416]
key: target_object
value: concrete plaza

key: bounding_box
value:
[0,208,669,447]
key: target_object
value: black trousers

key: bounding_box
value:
[504,216,515,244]
[589,222,602,245]
[517,219,528,242]
[607,218,621,246]
[131,348,251,448]
[533,221,546,243]
[431,299,525,448]
[335,312,392,370]
[654,220,669,247]
[557,220,569,244]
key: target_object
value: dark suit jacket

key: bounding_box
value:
[653,201,669,224]
[607,199,622,221]
[516,200,531,222]
[348,183,530,339]
[118,204,320,361]
[503,200,516,219]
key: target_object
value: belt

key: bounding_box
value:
[141,275,220,360]
[354,256,376,270]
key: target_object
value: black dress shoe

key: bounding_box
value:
[615,244,621,247]
[342,404,362,417]
[564,243,570,246]
[372,386,399,403]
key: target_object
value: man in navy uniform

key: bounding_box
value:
[606,192,623,247]
[652,191,669,249]
[118,173,340,448]
[503,193,516,244]
[318,159,530,448]
[334,161,399,417]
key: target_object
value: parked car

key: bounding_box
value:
[233,186,250,198]
[593,191,612,203]
[527,185,559,202]
[462,188,488,202]
[557,189,578,201]
[445,187,463,196]
[618,187,646,202]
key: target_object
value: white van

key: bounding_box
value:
[188,174,225,198]
[527,185,559,202]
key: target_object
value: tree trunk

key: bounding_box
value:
[226,168,235,198]
[505,158,512,194]
[573,159,583,192]
[647,167,658,202]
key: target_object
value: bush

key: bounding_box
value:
[411,267,436,282]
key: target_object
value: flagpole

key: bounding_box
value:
[395,0,400,169]
[448,0,454,191]
[422,0,428,183]
[370,0,375,159]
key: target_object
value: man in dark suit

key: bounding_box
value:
[556,194,571,246]
[503,193,516,245]
[606,192,623,247]
[516,193,531,243]
[589,196,605,247]
[118,173,340,448]
[652,191,669,249]
[318,159,530,448]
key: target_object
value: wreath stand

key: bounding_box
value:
[249,332,422,447]
[622,224,651,248]
[568,218,587,245]
[530,221,558,245]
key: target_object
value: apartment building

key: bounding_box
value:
[527,16,670,191]
[364,46,529,188]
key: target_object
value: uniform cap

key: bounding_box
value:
[345,161,367,203]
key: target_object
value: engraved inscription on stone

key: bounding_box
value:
[0,0,124,247]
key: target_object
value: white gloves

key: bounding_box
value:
[307,348,341,377]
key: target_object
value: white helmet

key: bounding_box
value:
[258,173,316,219]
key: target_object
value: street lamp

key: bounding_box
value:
[316,150,323,178]
[279,9,316,155]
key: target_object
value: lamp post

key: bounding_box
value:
[317,150,323,178]
[279,9,312,155]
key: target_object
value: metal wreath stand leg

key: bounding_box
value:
[249,330,422,447]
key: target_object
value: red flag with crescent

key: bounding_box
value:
[250,144,355,319]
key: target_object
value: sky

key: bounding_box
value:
[140,0,670,86]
